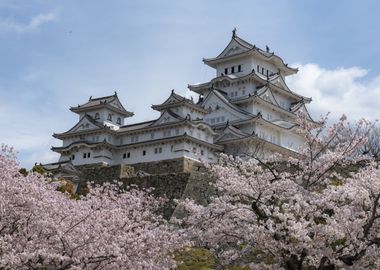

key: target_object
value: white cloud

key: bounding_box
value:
[286,63,380,121]
[0,12,57,32]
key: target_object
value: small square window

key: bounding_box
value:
[127,152,130,158]
[238,65,241,72]
[154,148,158,154]
[159,147,162,153]
[142,150,146,156]
[224,68,228,75]
[201,150,204,156]
[83,153,87,159]
[231,66,235,73]
[87,152,91,158]
[123,153,126,159]
[72,155,75,160]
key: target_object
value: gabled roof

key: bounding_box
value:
[151,90,208,114]
[70,92,134,117]
[52,140,113,153]
[290,101,314,121]
[189,70,311,102]
[199,88,254,119]
[118,109,216,135]
[215,124,250,143]
[149,109,186,126]
[256,86,281,107]
[202,30,298,76]
[211,113,298,132]
[117,133,223,151]
[53,114,108,139]
[42,161,79,175]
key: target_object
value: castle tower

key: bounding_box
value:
[52,92,134,165]
[188,29,313,157]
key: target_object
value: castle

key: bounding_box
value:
[48,30,313,168]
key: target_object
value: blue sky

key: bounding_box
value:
[1,0,380,168]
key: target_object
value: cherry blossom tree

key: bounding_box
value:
[0,145,187,270]
[181,115,380,269]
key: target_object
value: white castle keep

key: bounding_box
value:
[50,30,313,167]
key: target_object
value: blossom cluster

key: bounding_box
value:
[181,115,380,269]
[0,145,187,270]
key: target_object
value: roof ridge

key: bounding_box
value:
[89,94,115,101]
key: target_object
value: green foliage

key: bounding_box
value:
[18,168,28,176]
[175,248,216,270]
[331,237,347,251]
[228,266,250,270]
[56,179,79,199]
[243,248,275,265]
[330,178,343,186]
[32,164,46,175]
[314,216,327,225]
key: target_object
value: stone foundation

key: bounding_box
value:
[131,157,198,175]
[75,157,207,219]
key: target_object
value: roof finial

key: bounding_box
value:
[114,91,118,96]
[266,45,270,53]
[232,27,237,38]
[89,96,92,101]
[171,89,175,94]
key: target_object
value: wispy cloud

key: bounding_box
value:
[0,12,57,32]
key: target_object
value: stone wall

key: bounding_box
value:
[120,173,192,219]
[131,157,198,175]
[75,158,208,219]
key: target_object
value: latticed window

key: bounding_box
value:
[117,117,121,125]
[95,113,100,119]
[107,114,112,121]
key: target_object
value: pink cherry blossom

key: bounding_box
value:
[181,115,380,269]
[0,145,187,270]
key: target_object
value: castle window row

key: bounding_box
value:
[207,116,226,124]
[223,64,242,75]
[122,147,163,159]
[229,89,246,98]
[256,65,274,77]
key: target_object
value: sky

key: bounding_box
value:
[1,0,379,169]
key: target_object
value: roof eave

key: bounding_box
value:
[70,105,133,117]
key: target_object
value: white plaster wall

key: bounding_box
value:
[67,147,114,166]
[255,123,280,145]
[280,131,304,151]
[249,57,278,76]
[215,58,252,77]
[114,140,217,164]
[175,107,204,120]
